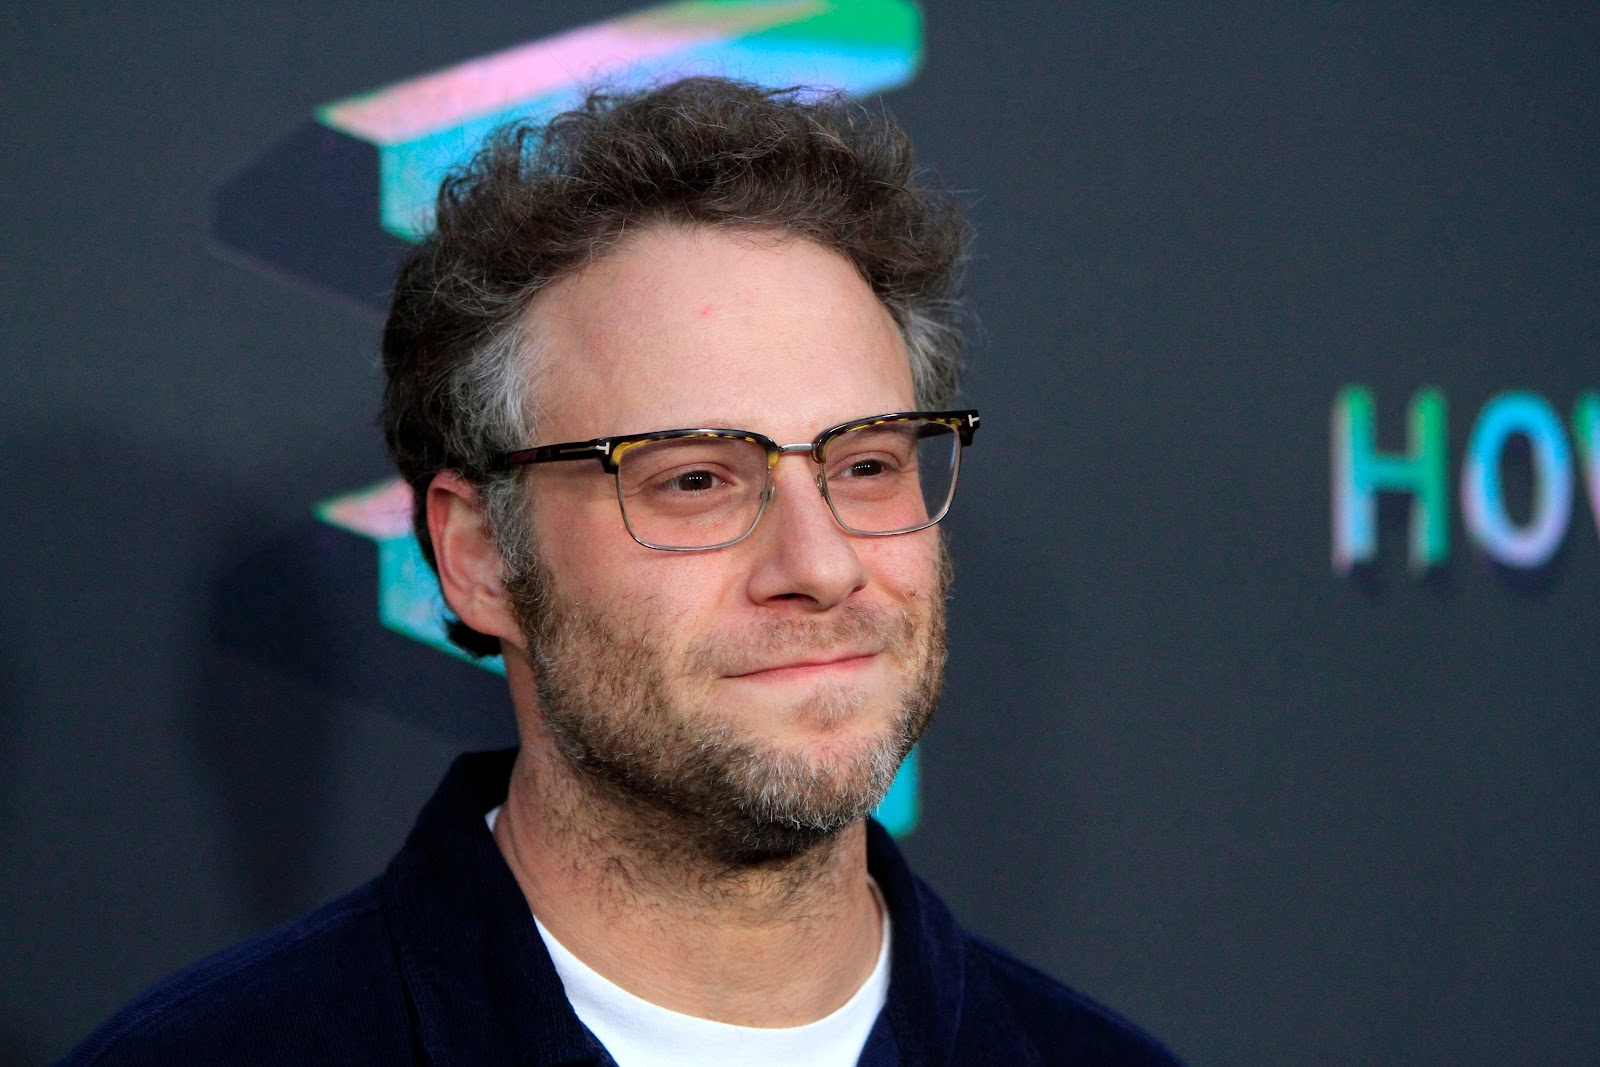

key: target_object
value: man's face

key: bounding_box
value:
[506,227,948,860]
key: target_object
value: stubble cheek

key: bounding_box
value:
[870,532,947,621]
[895,535,953,698]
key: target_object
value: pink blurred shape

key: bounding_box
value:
[323,1,822,143]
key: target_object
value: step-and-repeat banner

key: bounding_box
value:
[4,4,1596,1063]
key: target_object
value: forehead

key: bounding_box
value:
[525,227,915,441]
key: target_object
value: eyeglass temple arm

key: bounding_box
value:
[932,410,980,445]
[498,439,616,470]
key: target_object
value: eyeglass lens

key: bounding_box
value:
[615,419,961,550]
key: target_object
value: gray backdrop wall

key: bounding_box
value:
[3,3,1597,1064]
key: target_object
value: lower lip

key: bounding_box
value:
[730,655,878,683]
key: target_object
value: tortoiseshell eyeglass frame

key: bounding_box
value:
[496,409,980,551]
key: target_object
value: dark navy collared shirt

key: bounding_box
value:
[66,750,1183,1065]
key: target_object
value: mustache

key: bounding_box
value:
[685,603,918,677]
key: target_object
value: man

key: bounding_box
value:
[69,78,1182,1065]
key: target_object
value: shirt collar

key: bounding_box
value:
[863,813,966,1065]
[382,749,968,1066]
[382,748,603,1065]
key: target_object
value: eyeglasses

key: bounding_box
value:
[498,409,980,551]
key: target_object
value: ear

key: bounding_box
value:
[425,471,523,651]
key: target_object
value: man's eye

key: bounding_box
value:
[837,456,895,479]
[664,469,722,492]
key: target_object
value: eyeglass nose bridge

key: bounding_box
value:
[770,442,821,461]
[766,441,831,499]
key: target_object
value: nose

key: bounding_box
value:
[743,453,867,610]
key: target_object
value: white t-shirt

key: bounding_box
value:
[485,806,891,1067]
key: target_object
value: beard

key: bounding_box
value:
[504,545,949,864]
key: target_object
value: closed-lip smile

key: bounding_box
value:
[728,650,880,679]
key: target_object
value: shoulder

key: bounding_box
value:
[63,882,415,1066]
[958,933,1185,1066]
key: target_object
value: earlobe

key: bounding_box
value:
[425,471,522,647]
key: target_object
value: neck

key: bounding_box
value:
[492,715,884,1027]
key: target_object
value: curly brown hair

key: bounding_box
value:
[381,76,969,656]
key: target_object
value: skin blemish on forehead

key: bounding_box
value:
[697,303,717,319]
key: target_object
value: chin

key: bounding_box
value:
[724,670,900,732]
[782,713,891,757]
